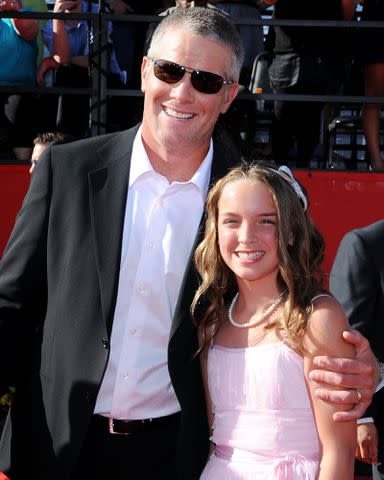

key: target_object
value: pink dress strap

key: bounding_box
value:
[311,293,331,303]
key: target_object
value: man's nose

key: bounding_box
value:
[169,75,194,102]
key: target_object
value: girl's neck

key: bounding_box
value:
[236,279,281,314]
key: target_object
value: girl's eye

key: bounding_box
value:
[259,218,276,225]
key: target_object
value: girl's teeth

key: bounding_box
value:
[237,252,264,260]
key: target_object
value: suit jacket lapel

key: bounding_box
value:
[89,126,139,334]
[169,129,241,340]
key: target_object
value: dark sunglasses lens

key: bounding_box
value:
[154,60,184,84]
[191,71,224,94]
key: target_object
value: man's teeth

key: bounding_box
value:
[165,107,193,119]
[237,252,264,260]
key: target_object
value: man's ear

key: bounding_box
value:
[220,83,239,114]
[141,56,150,93]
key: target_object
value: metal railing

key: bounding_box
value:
[1,8,384,165]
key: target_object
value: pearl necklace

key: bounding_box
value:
[228,292,284,329]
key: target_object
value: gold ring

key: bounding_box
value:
[355,389,362,402]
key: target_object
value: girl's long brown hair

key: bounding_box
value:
[191,162,326,353]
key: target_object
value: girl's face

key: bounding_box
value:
[217,179,279,286]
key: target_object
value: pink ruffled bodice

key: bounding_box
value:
[200,342,320,479]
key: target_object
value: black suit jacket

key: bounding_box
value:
[0,125,240,479]
[330,219,384,463]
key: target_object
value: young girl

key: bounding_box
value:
[192,163,356,479]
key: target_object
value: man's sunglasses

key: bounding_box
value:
[148,58,235,95]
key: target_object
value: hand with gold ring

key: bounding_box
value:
[309,330,377,422]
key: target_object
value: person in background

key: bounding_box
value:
[109,1,161,90]
[210,0,274,85]
[330,220,384,479]
[30,131,75,173]
[268,0,355,168]
[359,0,384,171]
[0,8,378,480]
[0,0,38,161]
[23,0,48,65]
[36,0,126,137]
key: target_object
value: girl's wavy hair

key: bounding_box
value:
[191,162,326,353]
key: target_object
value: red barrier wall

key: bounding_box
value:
[295,170,384,279]
[0,166,30,256]
[0,166,383,278]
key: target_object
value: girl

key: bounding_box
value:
[192,163,356,479]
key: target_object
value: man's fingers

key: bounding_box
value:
[360,444,378,464]
[368,451,378,464]
[332,402,369,422]
[360,442,369,462]
[355,447,362,461]
[309,369,374,392]
[314,388,369,420]
[312,356,374,375]
[342,329,370,350]
[315,386,367,404]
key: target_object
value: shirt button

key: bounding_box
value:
[148,241,155,249]
[130,329,137,336]
[122,372,129,379]
[137,284,146,295]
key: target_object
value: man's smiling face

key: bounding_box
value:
[140,27,238,157]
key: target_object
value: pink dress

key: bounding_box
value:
[200,342,320,479]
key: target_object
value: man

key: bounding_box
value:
[30,132,75,173]
[330,220,384,478]
[0,7,378,480]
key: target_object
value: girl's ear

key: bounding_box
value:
[288,233,294,246]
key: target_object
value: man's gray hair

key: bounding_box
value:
[147,7,244,82]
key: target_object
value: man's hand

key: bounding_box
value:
[356,423,378,464]
[309,330,377,422]
[37,57,60,86]
[53,0,78,13]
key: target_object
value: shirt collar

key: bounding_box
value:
[129,127,213,200]
[129,127,156,188]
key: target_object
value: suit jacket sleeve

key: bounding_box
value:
[330,229,380,419]
[0,147,52,392]
[330,230,377,337]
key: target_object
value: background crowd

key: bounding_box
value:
[0,0,383,170]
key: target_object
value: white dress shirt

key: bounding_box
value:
[94,128,213,419]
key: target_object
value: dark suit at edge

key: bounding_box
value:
[330,219,384,464]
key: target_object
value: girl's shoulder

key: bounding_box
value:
[302,293,353,358]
